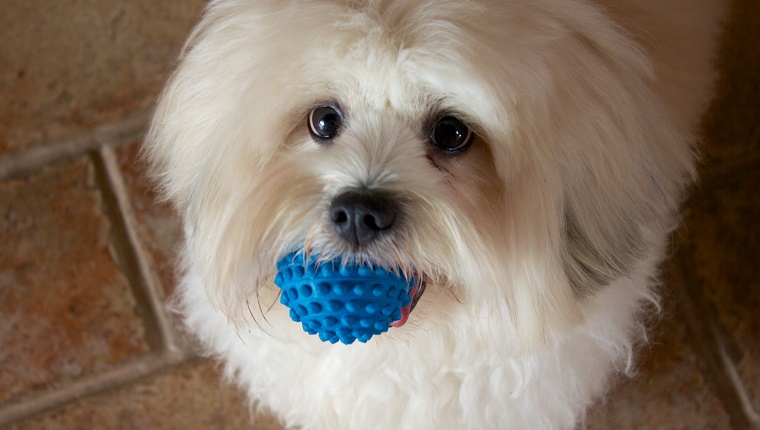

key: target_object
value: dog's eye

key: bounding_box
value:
[430,116,473,152]
[308,105,343,141]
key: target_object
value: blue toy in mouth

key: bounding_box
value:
[274,252,415,345]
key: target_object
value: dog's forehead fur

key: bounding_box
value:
[314,3,506,124]
[189,0,587,139]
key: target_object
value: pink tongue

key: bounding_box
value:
[390,304,411,328]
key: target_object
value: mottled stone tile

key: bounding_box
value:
[8,360,284,430]
[0,0,205,155]
[0,157,149,406]
[583,260,732,430]
[684,165,760,414]
[116,142,181,298]
[699,0,760,168]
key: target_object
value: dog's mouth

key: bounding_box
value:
[274,251,428,343]
[391,277,426,328]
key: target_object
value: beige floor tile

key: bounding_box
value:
[684,166,760,415]
[8,360,285,430]
[699,0,760,168]
[583,259,732,430]
[0,157,149,406]
[0,0,205,155]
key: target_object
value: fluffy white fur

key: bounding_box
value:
[146,1,724,428]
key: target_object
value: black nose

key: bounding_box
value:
[329,190,398,247]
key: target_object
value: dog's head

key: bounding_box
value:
[147,0,694,349]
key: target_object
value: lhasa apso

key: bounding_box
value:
[146,0,724,428]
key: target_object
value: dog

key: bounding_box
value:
[145,0,725,428]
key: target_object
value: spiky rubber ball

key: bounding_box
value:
[274,252,414,345]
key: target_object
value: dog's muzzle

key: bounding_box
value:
[274,252,424,345]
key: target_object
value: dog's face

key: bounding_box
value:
[148,0,693,349]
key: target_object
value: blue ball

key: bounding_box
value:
[274,252,414,345]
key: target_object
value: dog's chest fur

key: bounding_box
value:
[179,250,661,429]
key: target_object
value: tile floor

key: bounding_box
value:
[0,1,758,429]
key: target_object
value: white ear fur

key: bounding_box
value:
[545,23,695,298]
[471,3,695,345]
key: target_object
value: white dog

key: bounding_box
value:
[146,1,724,428]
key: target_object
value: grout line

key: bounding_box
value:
[0,350,191,427]
[0,110,150,182]
[98,145,181,352]
[715,334,760,427]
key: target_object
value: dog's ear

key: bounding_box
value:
[551,84,692,299]
[562,200,643,297]
[547,27,697,300]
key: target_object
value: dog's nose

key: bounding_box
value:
[329,190,398,247]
